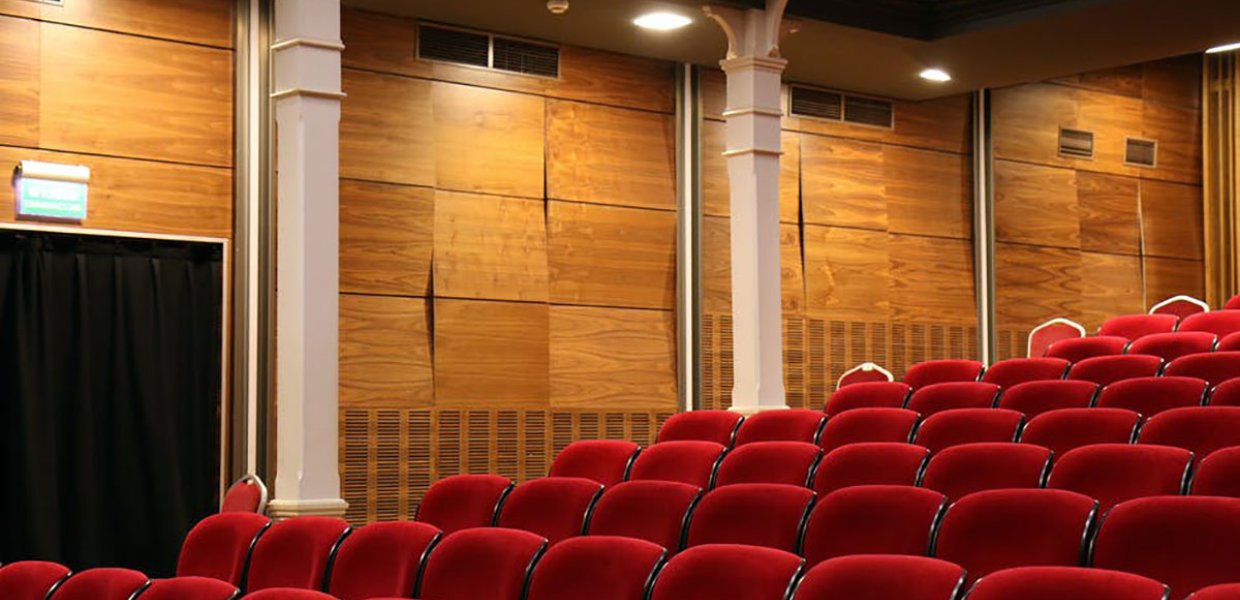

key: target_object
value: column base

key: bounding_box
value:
[728,404,790,416]
[266,497,349,520]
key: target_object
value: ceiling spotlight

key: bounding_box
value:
[919,68,952,82]
[1207,41,1240,54]
[547,0,569,15]
[634,12,692,31]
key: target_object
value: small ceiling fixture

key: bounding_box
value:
[919,68,952,82]
[634,12,692,31]
[546,0,569,15]
[1207,41,1240,54]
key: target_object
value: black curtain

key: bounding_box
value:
[0,230,223,577]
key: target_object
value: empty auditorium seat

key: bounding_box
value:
[792,555,964,600]
[1180,310,1240,338]
[1046,335,1129,363]
[836,361,893,388]
[1165,352,1240,386]
[548,440,641,486]
[1021,408,1141,457]
[1228,296,1240,311]
[997,380,1099,417]
[325,521,441,600]
[920,442,1052,500]
[1066,354,1164,386]
[656,411,743,446]
[245,516,350,592]
[1193,584,1240,599]
[823,382,912,415]
[1028,318,1087,359]
[714,441,822,487]
[1219,331,1240,352]
[526,536,666,600]
[1095,376,1209,416]
[902,359,985,390]
[685,483,816,553]
[133,577,239,600]
[801,485,947,566]
[1100,313,1178,340]
[177,512,270,586]
[222,474,269,513]
[733,409,827,445]
[496,477,604,544]
[242,590,335,600]
[49,568,149,600]
[1191,447,1240,498]
[648,544,803,600]
[0,561,72,600]
[816,407,920,452]
[982,357,1069,388]
[628,441,727,488]
[905,381,1001,416]
[965,566,1169,600]
[1047,444,1193,510]
[1139,406,1240,456]
[587,480,702,551]
[416,474,513,534]
[914,408,1025,455]
[1214,378,1240,406]
[416,528,548,600]
[1093,496,1240,599]
[811,443,929,495]
[1150,295,1210,319]
[1128,331,1219,362]
[933,488,1097,582]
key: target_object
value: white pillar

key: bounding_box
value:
[266,0,347,519]
[705,2,795,415]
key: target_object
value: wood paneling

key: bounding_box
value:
[890,236,976,325]
[995,243,1082,329]
[1057,64,1144,98]
[549,306,676,410]
[782,89,971,155]
[703,122,800,222]
[994,160,1080,248]
[38,23,232,167]
[781,224,806,315]
[555,46,675,114]
[1145,257,1205,304]
[992,83,1078,168]
[803,225,891,321]
[700,217,806,316]
[1078,172,1140,255]
[547,101,675,210]
[433,299,549,408]
[886,146,971,239]
[0,16,38,147]
[1143,55,1201,110]
[1079,252,1145,330]
[433,191,549,302]
[340,180,433,297]
[432,82,544,198]
[341,70,434,187]
[1143,101,1203,185]
[341,9,429,79]
[340,295,434,409]
[801,136,887,230]
[1077,88,1143,178]
[548,202,675,310]
[1141,180,1204,260]
[0,0,233,48]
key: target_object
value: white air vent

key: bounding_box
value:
[789,85,894,129]
[1125,138,1157,167]
[418,24,559,79]
[1058,128,1094,159]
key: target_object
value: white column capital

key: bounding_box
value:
[703,1,800,60]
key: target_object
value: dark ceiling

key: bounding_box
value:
[775,0,1094,40]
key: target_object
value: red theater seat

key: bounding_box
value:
[816,408,919,451]
[649,544,803,600]
[1029,318,1087,359]
[1150,295,1210,319]
[933,488,1097,583]
[1228,295,1240,311]
[836,362,894,388]
[1021,408,1141,458]
[733,409,827,445]
[905,382,1001,416]
[628,441,727,488]
[1128,332,1218,362]
[965,566,1168,600]
[714,441,822,487]
[1193,584,1240,599]
[685,483,816,553]
[811,443,929,495]
[416,528,548,600]
[801,485,947,566]
[1047,444,1193,511]
[1100,313,1178,340]
[1180,310,1240,338]
[823,382,911,415]
[1139,406,1240,456]
[222,474,268,514]
[245,516,350,592]
[49,568,149,600]
[982,358,1069,389]
[1093,496,1240,600]
[416,474,513,534]
[920,442,1052,500]
[1046,336,1129,363]
[1095,376,1209,416]
[588,480,702,552]
[526,536,666,600]
[177,512,271,585]
[134,577,239,600]
[1191,447,1240,498]
[997,380,1099,417]
[902,360,985,390]
[1219,332,1240,352]
[548,440,640,486]
[1066,354,1164,386]
[496,477,604,544]
[791,555,964,600]
[0,561,72,600]
[656,411,743,446]
[1212,378,1240,406]
[243,590,335,600]
[326,521,441,600]
[1165,352,1240,387]
[913,408,1025,454]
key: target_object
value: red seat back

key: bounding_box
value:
[134,577,239,600]
[587,480,702,552]
[902,360,984,390]
[177,512,271,585]
[628,441,726,488]
[326,521,441,600]
[1193,584,1240,599]
[1139,406,1240,456]
[1046,336,1129,363]
[1095,376,1209,416]
[982,358,1069,389]
[1029,319,1086,359]
[1165,352,1240,387]
[920,442,1052,500]
[548,440,640,486]
[1192,446,1240,498]
[791,555,964,600]
[526,536,666,600]
[1048,443,1193,511]
[1219,331,1240,352]
[1128,332,1218,362]
[242,590,335,600]
[802,485,946,567]
[221,475,267,513]
[714,441,822,487]
[734,409,826,446]
[824,382,911,415]
[1150,296,1210,319]
[1179,310,1240,338]
[1066,354,1164,386]
[836,362,893,388]
[1099,314,1178,340]
[1021,408,1140,458]
[817,408,919,452]
[905,382,1000,417]
[1212,378,1240,406]
[997,380,1099,417]
[649,544,803,600]
[418,528,548,600]
[657,411,743,446]
[686,483,816,553]
[49,568,149,600]
[812,443,929,495]
[416,474,513,534]
[0,561,72,600]
[914,408,1025,455]
[965,566,1168,600]
[245,516,349,592]
[496,477,604,544]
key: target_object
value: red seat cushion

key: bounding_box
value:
[1066,354,1164,386]
[1046,336,1129,363]
[792,555,965,600]
[920,442,1051,500]
[1179,310,1240,338]
[587,480,702,552]
[1192,583,1240,599]
[905,382,1001,416]
[327,521,441,600]
[177,512,272,585]
[496,477,604,544]
[657,411,743,446]
[997,380,1099,417]
[811,443,928,495]
[243,589,338,599]
[1139,406,1240,456]
[734,410,826,446]
[802,485,946,567]
[914,408,1024,455]
[714,441,822,487]
[221,480,264,513]
[1095,376,1209,416]
[628,441,726,488]
[824,382,911,415]
[1099,314,1177,340]
[902,360,984,390]
[548,440,640,486]
[51,568,149,600]
[1192,446,1240,498]
[1047,443,1193,511]
[982,358,1069,388]
[245,516,350,592]
[137,577,240,600]
[418,528,548,600]
[649,545,803,600]
[1021,408,1140,459]
[525,536,666,600]
[0,561,71,600]
[416,475,513,534]
[1128,332,1219,362]
[817,408,920,452]
[685,483,816,553]
[1166,352,1240,387]
[965,566,1168,600]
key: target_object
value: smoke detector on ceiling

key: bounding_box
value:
[547,0,569,15]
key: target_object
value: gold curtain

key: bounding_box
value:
[1205,52,1240,306]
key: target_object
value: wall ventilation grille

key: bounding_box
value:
[492,37,560,77]
[418,24,559,78]
[1125,138,1158,167]
[1058,128,1095,159]
[844,96,895,128]
[790,87,844,121]
[789,85,894,129]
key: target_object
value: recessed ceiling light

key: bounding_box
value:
[919,68,952,82]
[634,12,692,31]
[1207,41,1240,54]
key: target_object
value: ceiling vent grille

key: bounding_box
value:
[418,24,559,79]
[1125,138,1157,167]
[790,87,844,121]
[1058,128,1095,159]
[492,37,560,78]
[789,85,894,129]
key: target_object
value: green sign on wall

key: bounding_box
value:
[14,160,90,222]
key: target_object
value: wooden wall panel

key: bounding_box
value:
[1142,56,1201,109]
[781,224,806,315]
[548,202,675,310]
[1079,252,1145,330]
[341,9,429,79]
[994,160,1080,248]
[340,180,433,297]
[702,122,800,222]
[886,146,971,239]
[1141,180,1204,260]
[992,83,1078,167]
[433,191,549,302]
[432,82,544,199]
[1143,101,1203,185]
[549,306,676,410]
[995,243,1082,329]
[803,226,891,321]
[1056,64,1144,98]
[1076,89,1144,178]
[781,89,971,154]
[547,101,675,210]
[1146,257,1206,303]
[701,216,806,315]
[433,299,550,408]
[340,295,434,409]
[341,70,435,187]
[801,136,887,230]
[0,16,39,147]
[38,23,232,167]
[890,236,976,325]
[1078,172,1140,255]
[0,0,233,47]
